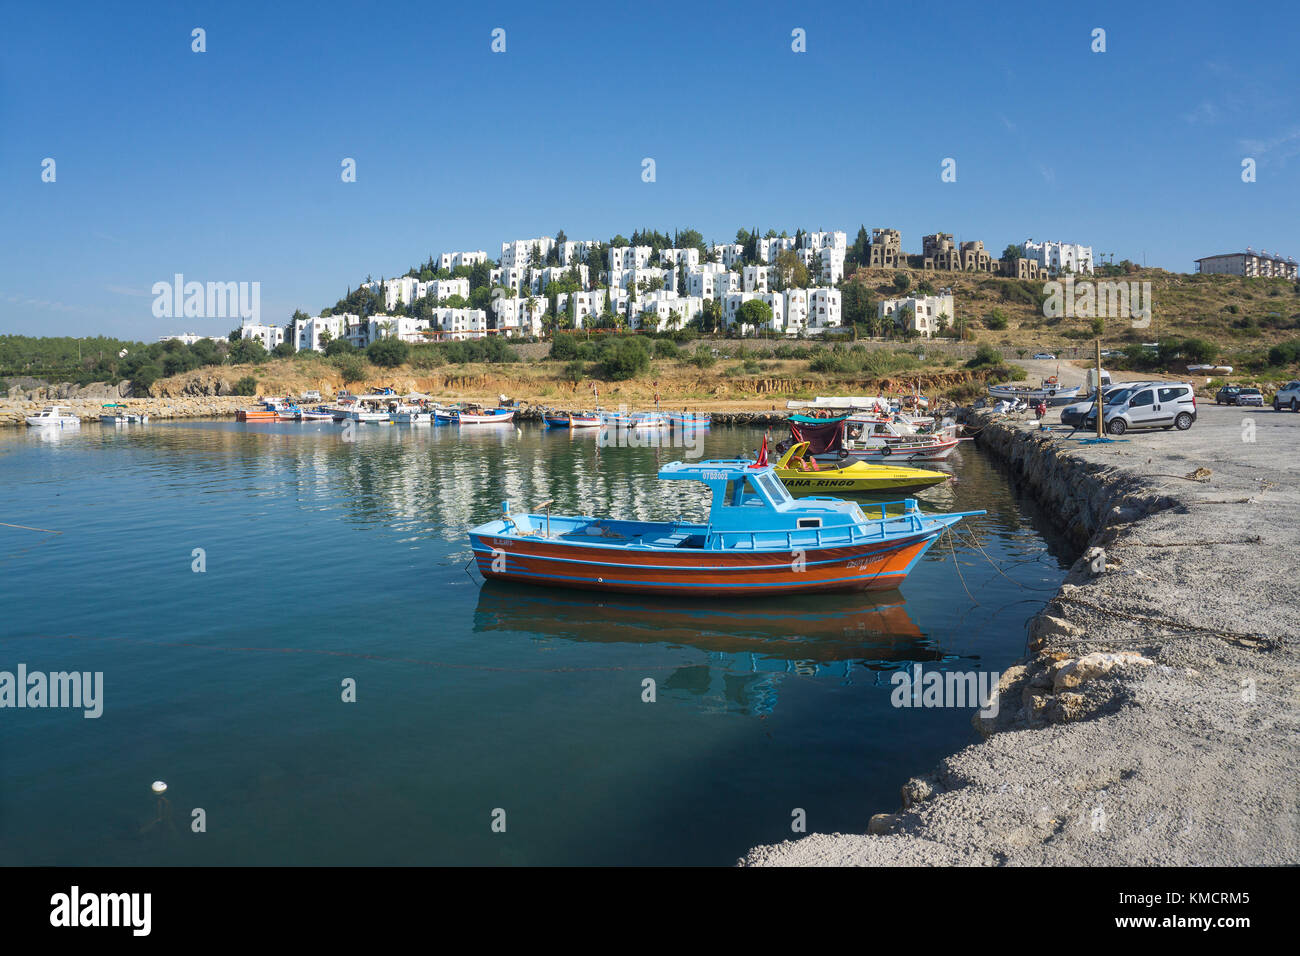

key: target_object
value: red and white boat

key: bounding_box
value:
[793,416,967,463]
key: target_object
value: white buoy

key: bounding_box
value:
[151,780,167,794]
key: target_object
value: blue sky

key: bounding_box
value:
[2,0,1297,339]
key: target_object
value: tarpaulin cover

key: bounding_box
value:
[789,419,843,455]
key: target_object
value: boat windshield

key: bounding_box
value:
[722,472,790,508]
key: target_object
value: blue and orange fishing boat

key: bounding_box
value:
[467,453,981,596]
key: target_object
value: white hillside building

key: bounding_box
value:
[559,240,599,266]
[292,314,347,353]
[712,243,745,268]
[742,265,771,293]
[633,292,702,331]
[659,248,700,269]
[608,245,652,272]
[879,291,955,338]
[417,277,470,302]
[1022,239,1094,275]
[494,296,548,337]
[240,322,284,351]
[722,291,785,334]
[438,250,488,271]
[758,236,797,264]
[500,238,555,270]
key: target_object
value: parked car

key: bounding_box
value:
[1273,381,1300,412]
[1033,352,1056,360]
[1083,382,1197,435]
[1060,382,1157,428]
[1235,387,1264,407]
[1215,384,1244,405]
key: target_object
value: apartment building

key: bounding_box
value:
[438,250,488,272]
[291,314,348,353]
[608,245,652,272]
[559,240,599,266]
[1194,249,1298,280]
[158,333,227,346]
[879,292,954,338]
[240,322,284,351]
[711,243,745,268]
[531,264,589,293]
[494,296,548,336]
[802,231,847,255]
[722,291,785,333]
[500,237,555,270]
[417,277,470,303]
[430,308,489,340]
[742,265,771,293]
[632,292,703,331]
[659,247,700,269]
[805,288,842,331]
[758,235,796,264]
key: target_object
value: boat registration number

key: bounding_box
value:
[702,470,729,481]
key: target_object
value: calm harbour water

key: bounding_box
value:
[0,419,1076,865]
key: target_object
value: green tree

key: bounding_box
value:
[735,299,774,333]
[367,337,410,368]
[232,375,258,395]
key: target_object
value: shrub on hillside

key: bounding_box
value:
[984,309,1008,330]
[366,337,410,368]
[966,344,1003,368]
[599,337,651,380]
[332,354,368,383]
[233,375,258,396]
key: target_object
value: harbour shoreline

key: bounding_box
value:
[0,396,803,428]
[741,401,1299,866]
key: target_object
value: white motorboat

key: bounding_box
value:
[26,405,81,428]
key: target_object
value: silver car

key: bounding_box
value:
[1274,380,1300,412]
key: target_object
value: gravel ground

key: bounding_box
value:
[742,400,1300,866]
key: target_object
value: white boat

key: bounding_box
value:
[458,407,515,425]
[392,407,434,424]
[26,405,81,428]
[987,382,1082,404]
[796,415,965,463]
[1188,365,1233,376]
[99,403,149,424]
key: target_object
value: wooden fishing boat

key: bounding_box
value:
[569,412,602,428]
[467,457,980,596]
[792,417,966,463]
[236,407,279,422]
[773,442,951,495]
[544,411,572,428]
[458,405,515,425]
[667,411,711,428]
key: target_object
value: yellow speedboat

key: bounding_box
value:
[773,442,951,495]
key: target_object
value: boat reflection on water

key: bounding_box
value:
[473,582,961,715]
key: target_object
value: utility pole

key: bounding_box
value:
[1094,336,1104,440]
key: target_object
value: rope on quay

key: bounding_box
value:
[0,521,63,534]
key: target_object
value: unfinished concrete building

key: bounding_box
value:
[1000,257,1044,280]
[960,240,996,272]
[922,233,960,270]
[867,228,903,269]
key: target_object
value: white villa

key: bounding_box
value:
[879,292,955,338]
[1022,239,1094,275]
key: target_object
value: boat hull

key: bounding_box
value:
[468,528,944,596]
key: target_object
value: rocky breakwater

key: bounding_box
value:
[743,403,1299,866]
[1,395,249,426]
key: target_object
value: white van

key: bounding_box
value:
[1084,383,1198,435]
